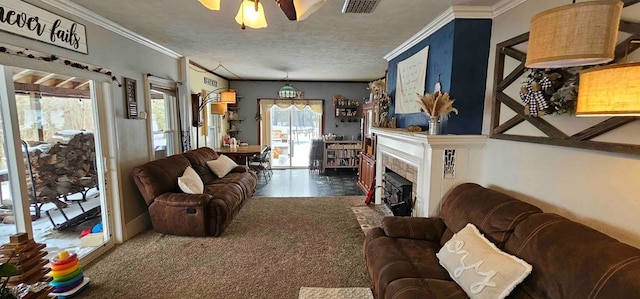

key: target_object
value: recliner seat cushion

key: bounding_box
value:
[182,147,219,184]
[132,155,191,205]
[504,213,640,299]
[365,234,451,299]
[439,183,542,249]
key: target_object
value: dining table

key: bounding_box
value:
[214,145,266,166]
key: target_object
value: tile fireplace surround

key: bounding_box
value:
[371,128,487,217]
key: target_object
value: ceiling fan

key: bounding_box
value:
[275,0,297,20]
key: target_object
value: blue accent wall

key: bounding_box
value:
[387,19,492,134]
[388,22,455,130]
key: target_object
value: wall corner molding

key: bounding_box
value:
[451,5,494,19]
[384,6,493,61]
[40,0,183,59]
[384,0,526,62]
[492,0,527,18]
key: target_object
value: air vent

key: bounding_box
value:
[341,0,380,13]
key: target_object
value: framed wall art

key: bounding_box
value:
[124,77,138,119]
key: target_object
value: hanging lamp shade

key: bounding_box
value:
[576,62,640,116]
[220,89,237,103]
[294,0,326,21]
[235,0,268,29]
[211,102,227,115]
[199,0,220,10]
[525,1,623,69]
[279,84,297,98]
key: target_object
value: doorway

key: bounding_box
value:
[259,99,323,168]
[0,65,113,261]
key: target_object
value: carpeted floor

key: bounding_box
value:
[77,196,372,299]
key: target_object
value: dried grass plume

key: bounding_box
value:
[416,91,458,117]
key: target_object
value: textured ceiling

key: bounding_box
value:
[69,0,505,81]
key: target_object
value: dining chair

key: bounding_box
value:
[249,146,273,182]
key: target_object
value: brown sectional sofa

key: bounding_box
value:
[132,147,257,237]
[364,183,640,299]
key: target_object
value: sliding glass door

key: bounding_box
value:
[260,99,323,168]
[0,65,113,260]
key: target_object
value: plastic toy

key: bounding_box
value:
[49,250,90,298]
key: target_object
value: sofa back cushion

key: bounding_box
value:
[504,213,640,299]
[132,154,191,205]
[182,147,219,184]
[439,183,542,249]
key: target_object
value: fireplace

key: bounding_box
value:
[382,170,412,216]
[372,127,487,217]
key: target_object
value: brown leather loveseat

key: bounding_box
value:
[132,147,257,237]
[364,183,640,299]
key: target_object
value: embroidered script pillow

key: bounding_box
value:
[436,223,532,299]
[177,166,204,194]
[206,154,238,178]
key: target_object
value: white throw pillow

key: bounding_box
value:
[436,223,532,299]
[177,166,204,194]
[206,154,238,178]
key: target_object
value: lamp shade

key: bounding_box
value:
[526,1,622,69]
[294,0,326,21]
[211,102,227,115]
[279,84,297,98]
[576,63,640,116]
[235,0,268,29]
[220,90,237,103]
[199,0,220,10]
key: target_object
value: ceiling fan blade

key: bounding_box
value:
[277,0,297,21]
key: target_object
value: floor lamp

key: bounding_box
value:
[193,89,236,148]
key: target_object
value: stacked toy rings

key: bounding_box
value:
[49,251,90,298]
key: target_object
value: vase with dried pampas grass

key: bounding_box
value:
[416,91,458,135]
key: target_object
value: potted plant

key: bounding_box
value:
[0,254,19,299]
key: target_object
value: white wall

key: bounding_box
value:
[0,1,182,239]
[481,0,640,248]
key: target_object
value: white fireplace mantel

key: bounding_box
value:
[372,128,487,217]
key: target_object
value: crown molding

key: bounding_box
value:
[384,0,527,61]
[40,0,183,59]
[492,0,527,17]
[384,6,492,61]
[451,5,494,19]
[383,7,456,61]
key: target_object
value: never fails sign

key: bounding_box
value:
[0,0,88,54]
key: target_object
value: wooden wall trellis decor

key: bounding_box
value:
[490,0,640,156]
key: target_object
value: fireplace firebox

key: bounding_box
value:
[382,170,412,216]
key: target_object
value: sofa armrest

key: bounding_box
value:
[230,165,249,173]
[154,192,212,207]
[381,216,446,241]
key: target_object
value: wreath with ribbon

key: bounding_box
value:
[519,68,581,117]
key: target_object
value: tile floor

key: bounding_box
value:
[253,168,364,197]
[252,168,392,233]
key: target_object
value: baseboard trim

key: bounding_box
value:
[124,212,151,241]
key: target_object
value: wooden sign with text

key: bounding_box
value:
[0,0,88,54]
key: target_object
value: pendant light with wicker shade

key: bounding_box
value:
[526,0,623,69]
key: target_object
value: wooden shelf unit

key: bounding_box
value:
[358,100,377,193]
[323,140,361,171]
